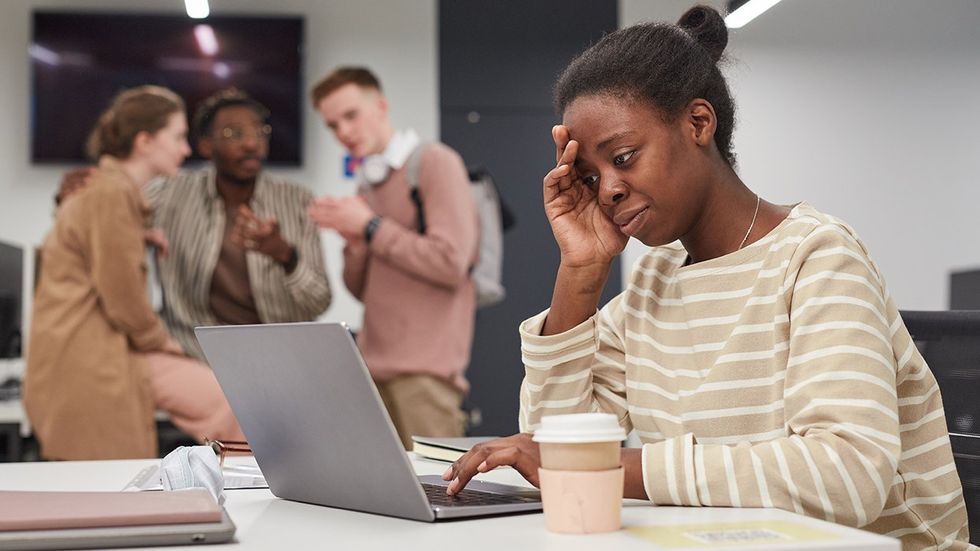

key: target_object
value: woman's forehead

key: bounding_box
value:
[562,95,664,148]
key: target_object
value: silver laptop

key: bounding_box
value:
[195,322,541,521]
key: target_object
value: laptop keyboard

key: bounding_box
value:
[421,482,538,507]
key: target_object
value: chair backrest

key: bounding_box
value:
[951,269,980,309]
[901,310,980,544]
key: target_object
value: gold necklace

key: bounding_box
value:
[738,194,761,251]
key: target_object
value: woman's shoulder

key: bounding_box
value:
[82,167,138,205]
[779,202,871,256]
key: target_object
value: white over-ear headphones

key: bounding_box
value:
[361,154,391,185]
[359,129,421,186]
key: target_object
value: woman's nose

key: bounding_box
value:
[598,176,627,206]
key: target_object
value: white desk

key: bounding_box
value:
[0,454,899,551]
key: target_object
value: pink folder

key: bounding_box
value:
[0,488,222,531]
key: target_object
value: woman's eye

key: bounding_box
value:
[614,151,634,166]
[582,175,599,188]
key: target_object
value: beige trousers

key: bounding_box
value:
[374,374,466,450]
[143,352,245,444]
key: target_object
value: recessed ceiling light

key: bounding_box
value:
[185,0,209,19]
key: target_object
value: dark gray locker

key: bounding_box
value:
[439,1,620,436]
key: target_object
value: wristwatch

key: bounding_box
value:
[364,215,383,243]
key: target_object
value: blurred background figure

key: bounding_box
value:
[309,67,478,449]
[25,85,244,460]
[56,88,332,361]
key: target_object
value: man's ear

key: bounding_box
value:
[198,136,213,160]
[376,94,388,117]
[686,98,717,147]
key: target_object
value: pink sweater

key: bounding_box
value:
[343,143,479,390]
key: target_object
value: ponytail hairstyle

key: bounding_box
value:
[554,5,737,167]
[85,85,185,161]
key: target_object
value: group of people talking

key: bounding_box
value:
[21,5,975,550]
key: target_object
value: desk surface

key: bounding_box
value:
[0,455,900,551]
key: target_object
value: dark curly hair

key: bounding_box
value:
[191,88,270,142]
[554,5,737,167]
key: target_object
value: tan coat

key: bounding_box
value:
[24,157,169,460]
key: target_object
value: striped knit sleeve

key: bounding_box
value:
[643,224,901,528]
[518,292,632,433]
[280,187,331,318]
[142,177,166,212]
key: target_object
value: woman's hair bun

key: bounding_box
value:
[677,4,728,63]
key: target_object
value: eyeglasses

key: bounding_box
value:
[205,438,251,467]
[216,124,272,143]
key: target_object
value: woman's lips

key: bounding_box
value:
[619,207,649,236]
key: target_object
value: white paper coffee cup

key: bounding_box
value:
[533,413,626,471]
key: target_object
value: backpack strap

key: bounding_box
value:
[405,143,429,234]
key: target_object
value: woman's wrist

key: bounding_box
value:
[556,261,614,294]
[542,262,613,336]
[622,447,648,500]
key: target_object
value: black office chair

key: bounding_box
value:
[901,310,980,544]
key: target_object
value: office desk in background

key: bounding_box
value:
[0,454,899,551]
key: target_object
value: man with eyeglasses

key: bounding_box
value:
[56,88,332,361]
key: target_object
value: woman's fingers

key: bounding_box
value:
[552,125,570,164]
[446,445,492,495]
[444,434,541,495]
[543,164,571,204]
[558,138,578,168]
[477,447,538,485]
[544,139,580,193]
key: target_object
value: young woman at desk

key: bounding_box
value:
[25,86,243,460]
[444,6,972,550]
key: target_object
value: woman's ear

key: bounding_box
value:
[686,98,717,147]
[131,130,154,157]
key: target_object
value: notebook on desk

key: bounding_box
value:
[0,488,235,549]
[412,436,495,463]
[195,322,541,522]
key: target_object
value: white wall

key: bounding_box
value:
[3,0,979,340]
[620,0,980,309]
[0,0,439,334]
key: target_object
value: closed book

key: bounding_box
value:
[0,488,222,531]
[411,436,495,463]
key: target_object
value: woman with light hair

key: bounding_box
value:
[25,85,243,460]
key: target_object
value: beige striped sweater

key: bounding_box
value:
[519,203,974,550]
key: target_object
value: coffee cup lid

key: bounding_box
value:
[532,413,627,443]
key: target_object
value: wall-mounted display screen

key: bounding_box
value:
[30,11,304,166]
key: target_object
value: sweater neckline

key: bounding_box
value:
[674,202,807,274]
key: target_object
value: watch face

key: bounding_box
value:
[362,155,390,185]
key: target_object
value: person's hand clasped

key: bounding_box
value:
[307,195,376,243]
[143,228,170,258]
[545,125,628,267]
[56,167,95,205]
[441,433,541,496]
[230,205,293,263]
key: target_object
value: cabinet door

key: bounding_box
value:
[440,0,618,110]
